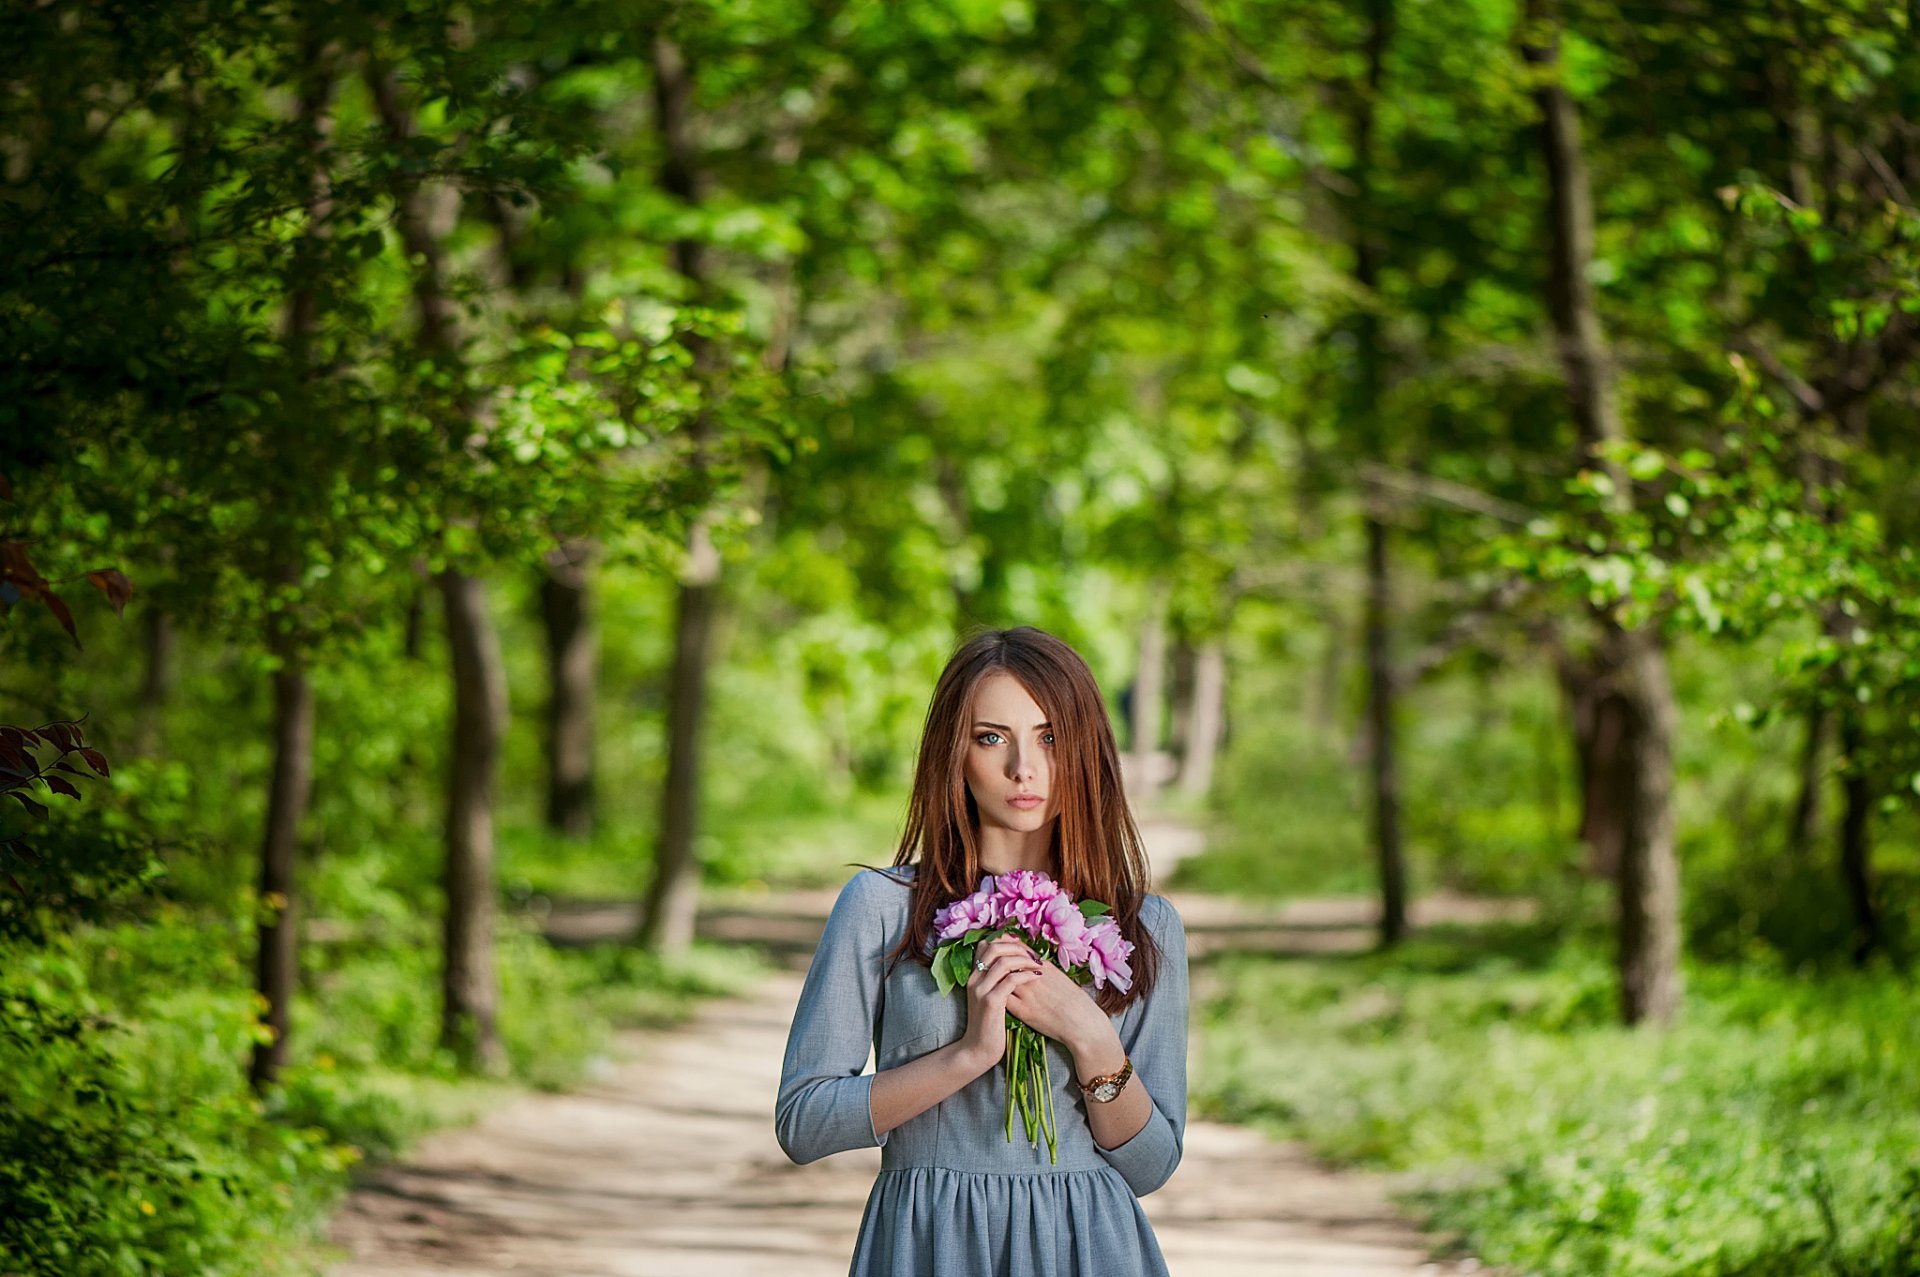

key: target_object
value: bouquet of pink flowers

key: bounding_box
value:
[930,869,1135,1162]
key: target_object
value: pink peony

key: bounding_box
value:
[1083,917,1135,994]
[934,880,1001,942]
[1041,892,1088,955]
[924,870,1133,1165]
[1002,897,1033,935]
[993,868,1062,905]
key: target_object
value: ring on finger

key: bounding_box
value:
[974,958,988,972]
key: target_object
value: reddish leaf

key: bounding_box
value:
[6,790,46,818]
[5,873,24,898]
[43,590,78,644]
[0,540,38,584]
[0,740,26,773]
[39,722,72,752]
[0,471,12,501]
[87,569,135,617]
[79,748,110,777]
[44,775,80,800]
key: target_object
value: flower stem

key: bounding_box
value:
[1003,1027,1016,1142]
[1041,1047,1058,1163]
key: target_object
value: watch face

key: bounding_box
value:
[1092,1081,1120,1103]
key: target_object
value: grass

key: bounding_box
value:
[1192,925,1920,1276]
[3,901,767,1277]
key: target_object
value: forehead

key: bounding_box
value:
[969,670,1048,723]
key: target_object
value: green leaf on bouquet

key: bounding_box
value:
[948,945,976,992]
[932,943,958,995]
[1078,900,1112,919]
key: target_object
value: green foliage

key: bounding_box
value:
[1172,710,1375,899]
[1197,934,1920,1276]
[0,902,761,1275]
[7,0,1920,1266]
[1174,635,1583,901]
[0,942,348,1277]
[0,761,168,946]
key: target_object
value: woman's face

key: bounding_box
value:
[963,671,1059,835]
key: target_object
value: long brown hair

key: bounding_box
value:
[881,625,1161,1013]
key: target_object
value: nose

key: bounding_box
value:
[1006,741,1036,782]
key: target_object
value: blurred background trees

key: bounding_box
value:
[3,0,1916,1273]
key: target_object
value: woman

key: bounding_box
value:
[775,625,1189,1276]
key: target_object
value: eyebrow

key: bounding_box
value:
[973,721,1053,731]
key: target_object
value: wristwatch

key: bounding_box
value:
[1079,1055,1133,1104]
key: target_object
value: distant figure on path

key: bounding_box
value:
[776,625,1190,1276]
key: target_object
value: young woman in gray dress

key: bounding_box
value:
[776,625,1189,1276]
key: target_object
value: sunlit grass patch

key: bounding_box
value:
[1194,930,1920,1275]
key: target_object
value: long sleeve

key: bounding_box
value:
[1091,894,1188,1196]
[774,870,896,1165]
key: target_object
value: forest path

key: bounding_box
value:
[327,813,1512,1277]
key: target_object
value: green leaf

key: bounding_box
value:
[953,943,977,984]
[932,944,957,996]
[1078,900,1111,919]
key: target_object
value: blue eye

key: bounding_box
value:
[976,731,1003,746]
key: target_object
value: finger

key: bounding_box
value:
[976,957,1043,999]
[983,956,1044,983]
[985,968,1044,1005]
[965,946,1015,984]
[1002,971,1045,1001]
[986,952,1046,980]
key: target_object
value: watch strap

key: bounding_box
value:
[1078,1054,1133,1100]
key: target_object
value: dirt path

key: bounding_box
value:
[328,817,1503,1276]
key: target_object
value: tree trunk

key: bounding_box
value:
[1129,595,1168,801]
[542,537,599,839]
[1167,638,1196,762]
[369,65,508,1068]
[402,571,430,662]
[639,517,722,954]
[1609,624,1682,1024]
[1788,705,1830,858]
[1526,0,1682,1024]
[1556,644,1632,880]
[634,30,728,956]
[1836,709,1880,964]
[439,568,508,1072]
[1364,516,1408,945]
[133,606,173,758]
[1178,638,1227,801]
[250,36,332,1092]
[1347,0,1406,949]
[249,656,313,1092]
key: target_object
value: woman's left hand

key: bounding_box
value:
[1000,940,1117,1055]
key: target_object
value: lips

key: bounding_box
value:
[1009,794,1045,809]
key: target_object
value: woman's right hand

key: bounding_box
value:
[958,936,1044,1075]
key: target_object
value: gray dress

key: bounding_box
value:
[775,865,1189,1277]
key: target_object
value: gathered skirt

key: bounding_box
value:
[847,1164,1170,1277]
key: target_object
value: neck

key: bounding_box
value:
[976,822,1058,877]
